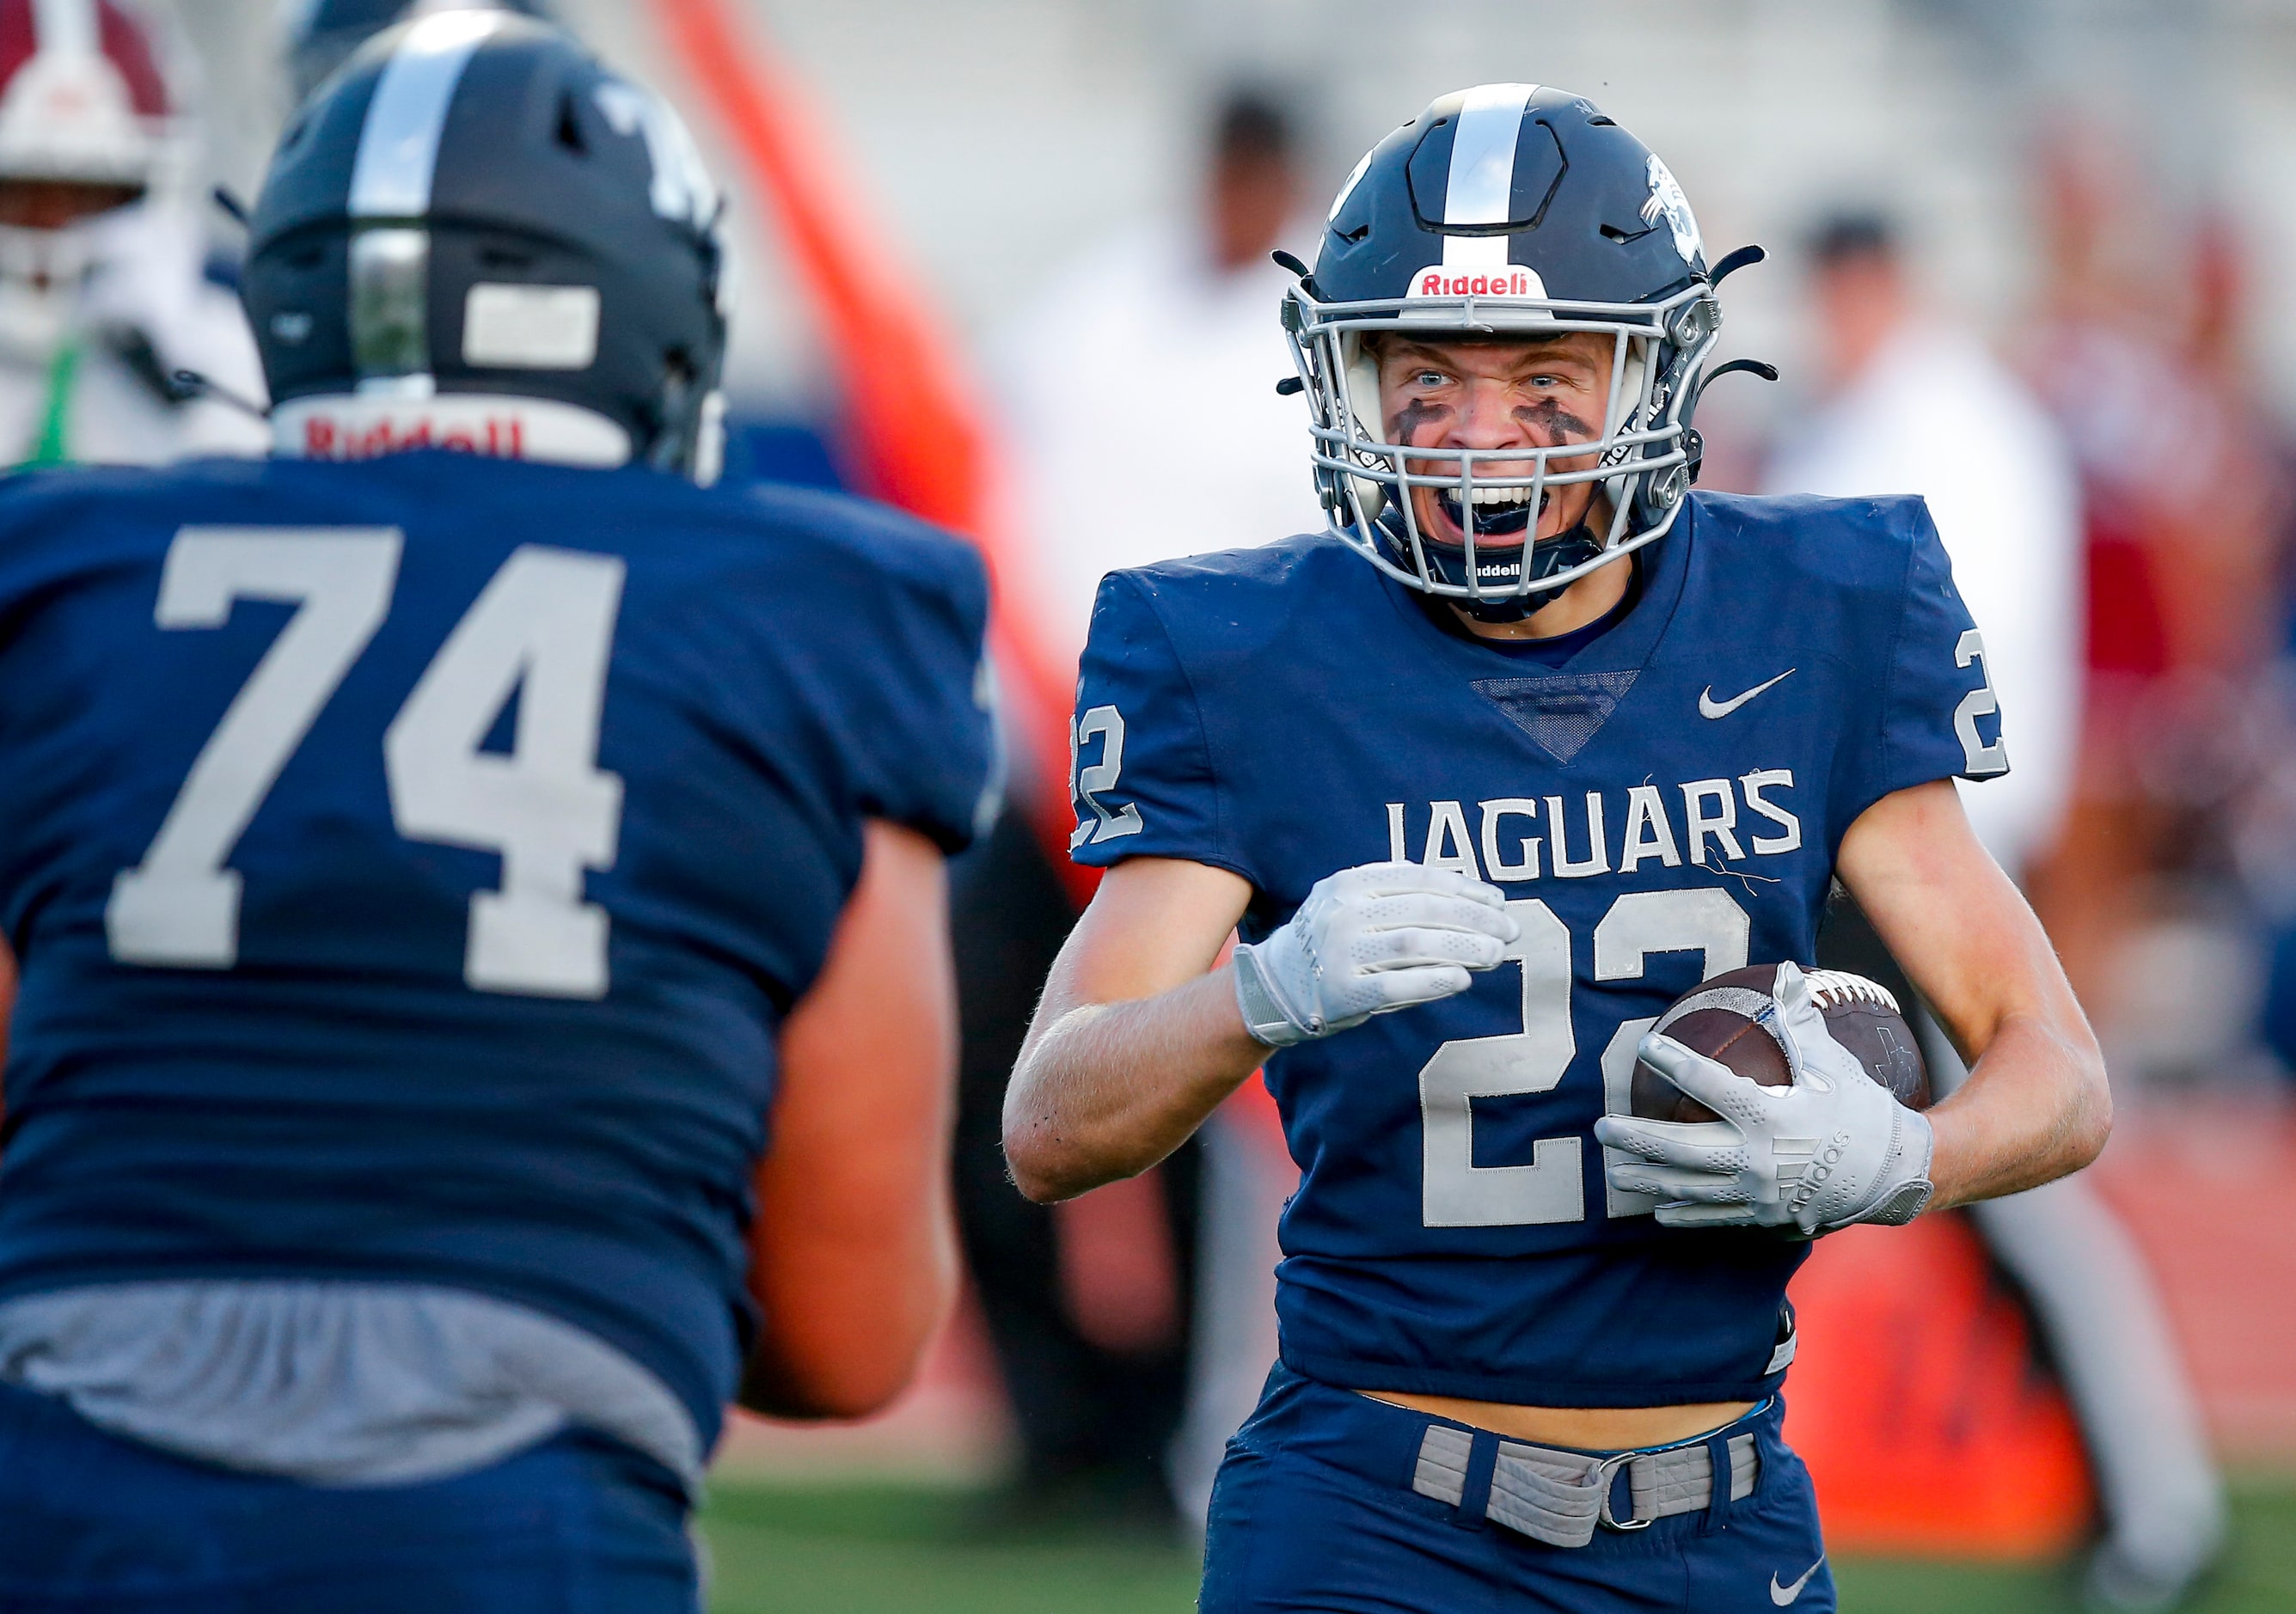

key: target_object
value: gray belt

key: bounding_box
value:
[1411,1422,1760,1549]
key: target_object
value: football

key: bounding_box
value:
[1628,964,1932,1123]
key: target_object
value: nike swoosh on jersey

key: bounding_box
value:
[1769,1557,1825,1605]
[1699,668,1795,719]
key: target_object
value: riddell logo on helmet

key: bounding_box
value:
[1408,266,1546,300]
[299,413,527,460]
[272,394,633,469]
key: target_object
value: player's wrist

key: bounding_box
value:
[1233,939,1315,1047]
[1815,1102,1936,1232]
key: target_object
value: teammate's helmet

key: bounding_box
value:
[0,0,183,358]
[1283,84,1723,613]
[285,0,554,103]
[243,11,729,480]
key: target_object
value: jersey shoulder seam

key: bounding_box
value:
[1872,502,1925,813]
[1108,570,1237,881]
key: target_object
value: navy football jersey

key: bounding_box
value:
[0,451,995,1449]
[1070,492,2004,1407]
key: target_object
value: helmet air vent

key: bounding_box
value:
[1405,110,1566,236]
[554,92,587,156]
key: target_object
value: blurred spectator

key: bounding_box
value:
[991,88,1326,647]
[1770,205,2224,1612]
[2020,130,2289,1067]
[950,86,1319,1533]
[1766,210,2081,872]
[0,0,265,467]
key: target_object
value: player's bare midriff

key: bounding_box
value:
[1357,1391,1758,1451]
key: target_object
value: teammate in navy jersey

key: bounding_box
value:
[0,16,994,1611]
[1006,85,2109,1613]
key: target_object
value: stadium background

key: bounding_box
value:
[145,1,2296,1607]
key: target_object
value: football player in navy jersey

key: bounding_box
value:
[1006,84,2109,1613]
[0,15,994,1611]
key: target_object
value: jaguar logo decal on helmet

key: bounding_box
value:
[594,79,719,231]
[1642,155,1700,265]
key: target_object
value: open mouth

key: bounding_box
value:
[1436,484,1547,541]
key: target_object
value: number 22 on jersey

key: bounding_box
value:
[1420,886,1749,1228]
[105,528,625,999]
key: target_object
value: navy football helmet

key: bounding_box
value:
[285,0,555,102]
[243,10,728,480]
[1283,84,1727,615]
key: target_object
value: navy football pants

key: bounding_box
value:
[0,1380,698,1613]
[1202,1366,1835,1613]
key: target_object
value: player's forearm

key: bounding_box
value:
[744,820,962,1418]
[739,1204,959,1420]
[742,1091,964,1420]
[1922,1006,2110,1211]
[1003,967,1266,1202]
[1837,779,2112,1213]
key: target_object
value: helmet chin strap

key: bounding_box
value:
[1479,519,1604,621]
[1377,501,1606,623]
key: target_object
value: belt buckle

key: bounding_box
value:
[1594,1452,1650,1532]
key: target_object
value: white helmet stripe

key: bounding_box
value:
[1440,82,1536,269]
[30,0,99,57]
[348,9,506,218]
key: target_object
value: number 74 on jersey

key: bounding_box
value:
[106,528,626,1000]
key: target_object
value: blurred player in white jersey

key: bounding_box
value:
[1766,211,2222,1612]
[994,89,1326,644]
[1766,211,2080,871]
[0,0,264,466]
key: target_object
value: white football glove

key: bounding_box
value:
[1592,961,1936,1235]
[1232,861,1519,1048]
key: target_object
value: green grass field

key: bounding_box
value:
[697,1477,2296,1613]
